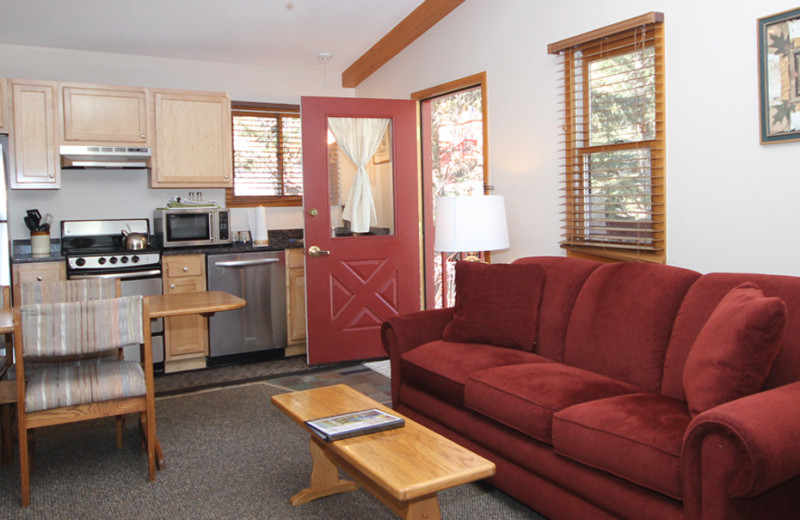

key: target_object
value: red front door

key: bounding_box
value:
[301,96,421,364]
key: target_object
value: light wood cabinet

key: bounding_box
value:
[286,248,306,350]
[163,254,208,371]
[61,83,150,146]
[0,78,8,133]
[11,261,66,305]
[150,89,232,188]
[10,80,60,189]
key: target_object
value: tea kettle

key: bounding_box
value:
[121,228,148,251]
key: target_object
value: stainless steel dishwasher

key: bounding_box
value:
[206,250,287,358]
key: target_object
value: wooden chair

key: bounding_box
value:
[18,278,129,447]
[14,295,157,507]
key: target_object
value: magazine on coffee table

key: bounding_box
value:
[305,408,405,442]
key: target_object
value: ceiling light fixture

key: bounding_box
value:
[318,52,332,95]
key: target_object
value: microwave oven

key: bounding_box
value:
[154,208,232,248]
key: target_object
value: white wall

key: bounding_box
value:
[1,43,354,239]
[355,0,800,276]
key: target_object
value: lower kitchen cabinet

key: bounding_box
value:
[11,261,66,305]
[285,248,306,356]
[163,254,208,372]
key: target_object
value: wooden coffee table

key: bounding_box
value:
[271,384,496,520]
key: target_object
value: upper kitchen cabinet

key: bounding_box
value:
[0,78,8,133]
[150,89,232,188]
[61,83,150,146]
[10,80,60,189]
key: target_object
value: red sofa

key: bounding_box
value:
[380,256,800,520]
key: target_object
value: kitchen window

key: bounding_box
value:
[549,12,665,263]
[226,102,303,208]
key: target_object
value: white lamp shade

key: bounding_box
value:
[433,195,510,253]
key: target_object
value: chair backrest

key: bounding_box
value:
[19,278,120,305]
[19,295,144,358]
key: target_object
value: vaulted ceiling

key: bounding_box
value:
[0,0,464,87]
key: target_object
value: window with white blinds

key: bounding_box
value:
[226,102,303,208]
[549,12,665,262]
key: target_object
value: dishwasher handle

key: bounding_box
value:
[214,258,280,268]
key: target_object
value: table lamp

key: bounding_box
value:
[433,195,510,261]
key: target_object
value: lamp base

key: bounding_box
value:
[462,253,487,263]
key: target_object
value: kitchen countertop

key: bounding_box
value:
[11,229,304,264]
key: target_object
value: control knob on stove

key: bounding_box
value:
[98,257,107,265]
[76,257,86,267]
[120,256,129,264]
[131,255,140,263]
[110,257,118,264]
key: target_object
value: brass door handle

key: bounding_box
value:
[307,246,330,257]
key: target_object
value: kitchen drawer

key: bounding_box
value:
[164,255,204,278]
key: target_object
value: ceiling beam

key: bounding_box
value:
[341,0,465,88]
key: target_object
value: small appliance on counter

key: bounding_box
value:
[154,207,232,248]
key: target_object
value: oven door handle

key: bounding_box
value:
[69,269,162,280]
[213,258,280,268]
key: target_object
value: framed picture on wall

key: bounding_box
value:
[759,7,800,144]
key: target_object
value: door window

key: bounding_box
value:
[327,117,395,237]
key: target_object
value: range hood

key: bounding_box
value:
[60,145,151,169]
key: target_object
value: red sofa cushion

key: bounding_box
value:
[512,256,601,361]
[683,282,787,417]
[400,340,549,407]
[465,363,639,444]
[663,272,800,401]
[553,393,691,500]
[443,261,545,351]
[563,262,700,392]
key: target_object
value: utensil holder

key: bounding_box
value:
[31,231,51,257]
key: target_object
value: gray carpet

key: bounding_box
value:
[0,382,543,519]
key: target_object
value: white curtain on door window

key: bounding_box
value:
[328,117,390,233]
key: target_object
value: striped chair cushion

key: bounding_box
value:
[25,360,146,412]
[20,295,143,358]
[20,278,117,305]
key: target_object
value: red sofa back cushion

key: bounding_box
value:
[443,261,545,351]
[664,272,800,400]
[563,262,700,392]
[682,282,786,417]
[512,256,601,362]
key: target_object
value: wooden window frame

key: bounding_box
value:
[226,101,302,208]
[550,13,665,263]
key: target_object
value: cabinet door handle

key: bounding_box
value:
[140,133,146,138]
[36,276,43,281]
[183,266,189,272]
[170,283,175,289]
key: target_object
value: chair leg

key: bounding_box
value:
[1,404,12,466]
[116,415,125,450]
[18,425,30,507]
[138,414,164,471]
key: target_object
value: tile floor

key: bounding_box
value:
[265,364,392,405]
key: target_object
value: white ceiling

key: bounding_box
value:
[0,0,424,71]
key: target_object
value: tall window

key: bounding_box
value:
[226,102,303,208]
[414,73,488,308]
[549,12,665,263]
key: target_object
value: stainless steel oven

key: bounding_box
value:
[62,219,164,365]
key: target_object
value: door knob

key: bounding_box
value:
[307,246,330,257]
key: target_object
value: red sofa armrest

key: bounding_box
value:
[380,308,454,407]
[682,381,800,520]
